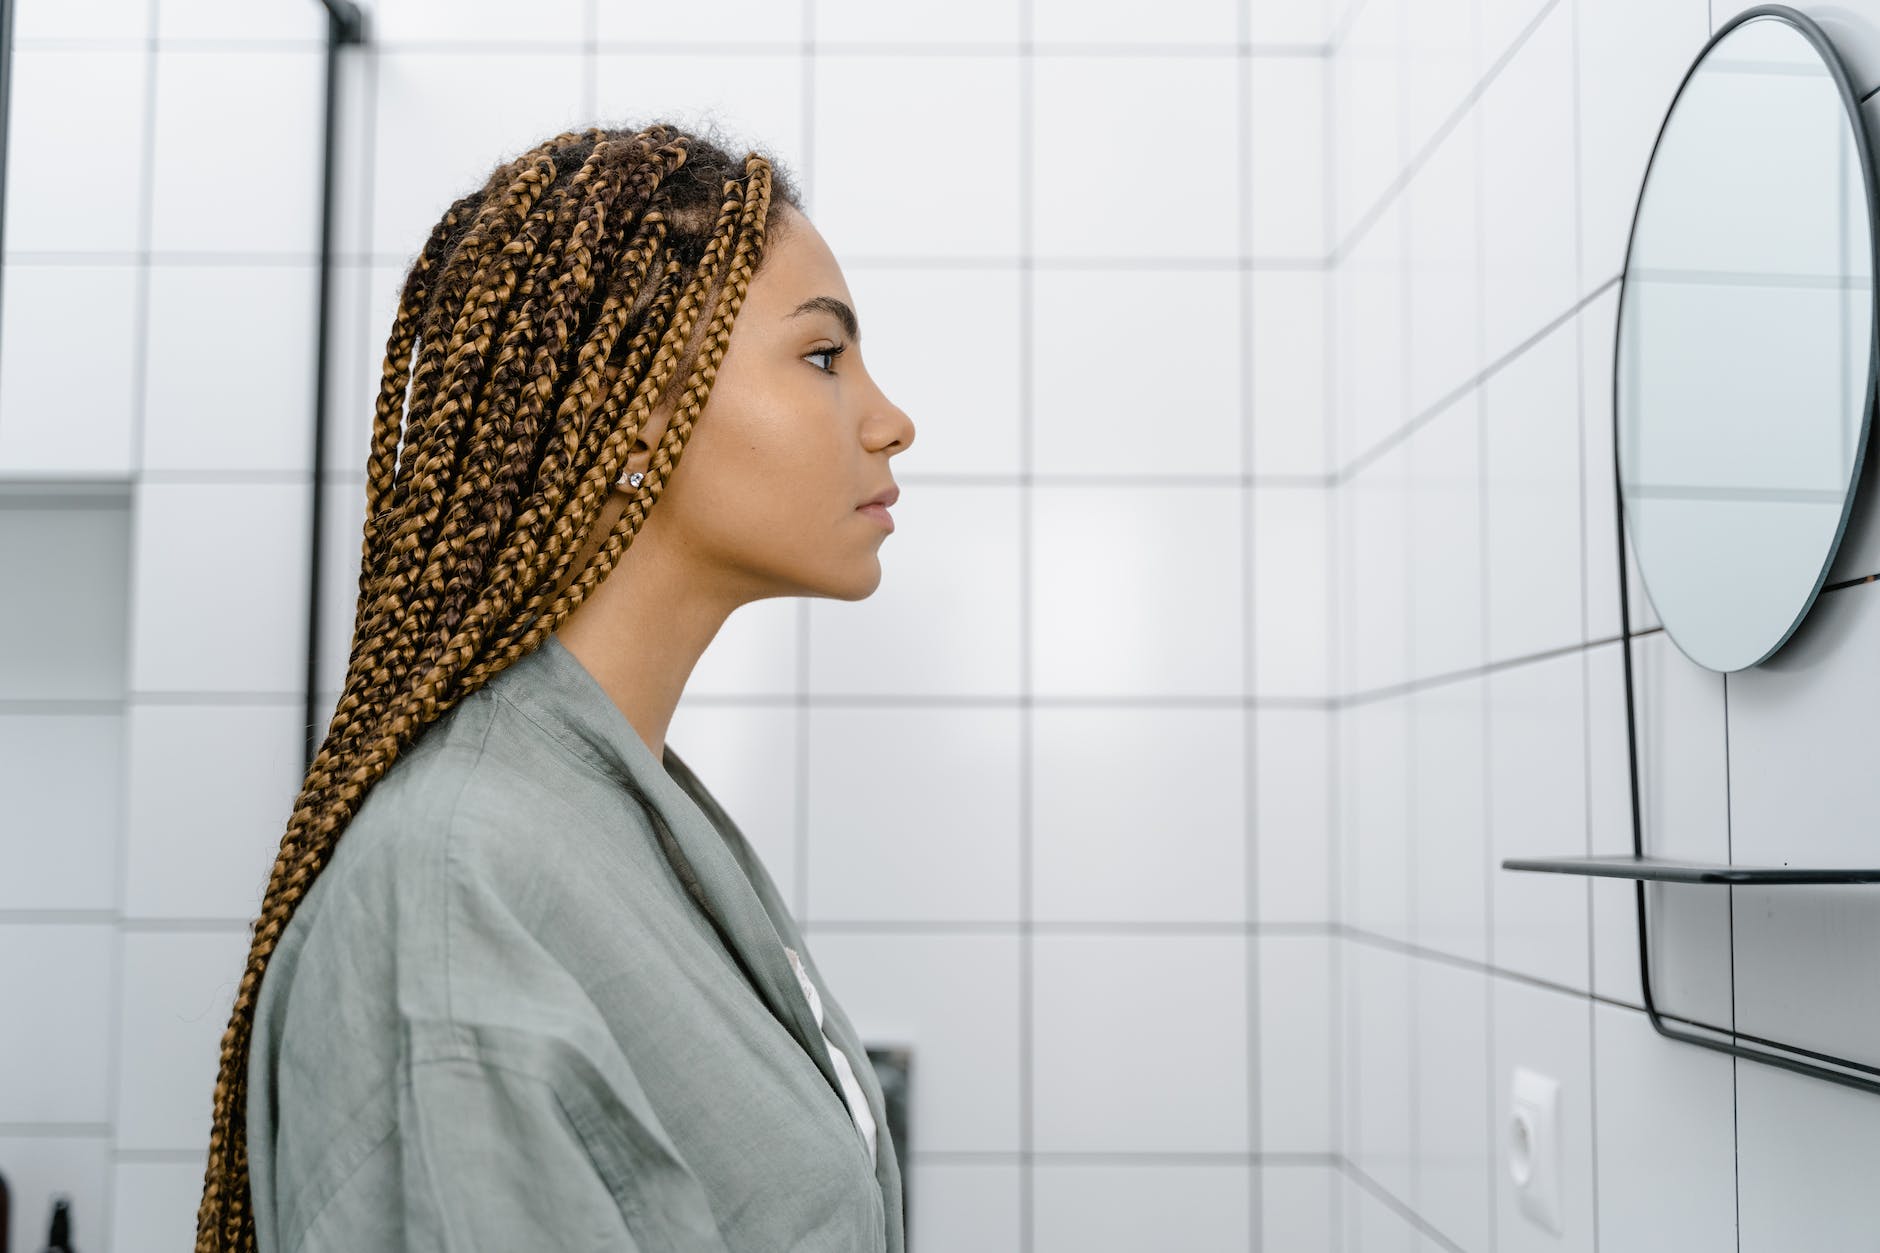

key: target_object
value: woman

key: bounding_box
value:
[191,121,916,1253]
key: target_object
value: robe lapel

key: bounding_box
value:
[503,636,855,1129]
[665,743,906,1246]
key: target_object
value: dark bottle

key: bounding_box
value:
[41,1197,72,1253]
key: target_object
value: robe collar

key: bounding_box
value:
[486,632,903,1232]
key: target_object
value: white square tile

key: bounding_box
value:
[0,500,132,700]
[1486,651,1590,992]
[1260,1163,1336,1250]
[3,50,147,254]
[1032,1163,1250,1253]
[1254,706,1332,925]
[110,1158,207,1253]
[0,714,123,911]
[1032,57,1240,260]
[1409,676,1487,964]
[1259,934,1334,1152]
[156,0,323,38]
[1349,1177,1422,1253]
[1491,976,1595,1253]
[0,265,138,477]
[1477,0,1576,368]
[808,483,1020,696]
[1404,121,1481,422]
[374,0,584,42]
[141,265,317,473]
[1483,317,1582,666]
[805,705,1020,923]
[115,930,252,1152]
[370,52,587,263]
[123,702,302,920]
[903,1162,1021,1253]
[1033,705,1247,923]
[595,0,803,43]
[1412,958,1491,1253]
[1033,269,1243,476]
[811,56,1020,258]
[1342,443,1409,697]
[1253,0,1335,43]
[593,52,806,179]
[1254,485,1331,699]
[1583,643,1644,1010]
[1402,0,1476,162]
[149,50,324,255]
[1592,1000,1736,1253]
[814,0,1017,42]
[1032,484,1246,698]
[686,597,799,698]
[1031,933,1248,1152]
[1250,56,1327,259]
[127,481,312,695]
[0,1136,111,1253]
[1478,0,1555,75]
[1250,269,1330,477]
[1405,392,1482,683]
[1727,578,1880,867]
[1033,0,1240,43]
[800,931,1020,1152]
[1344,697,1409,942]
[1576,0,1711,297]
[1736,1055,1880,1253]
[1345,941,1413,1206]
[13,0,146,39]
[1330,0,1402,247]
[838,266,1022,478]
[313,476,368,700]
[0,924,113,1124]
[665,702,800,912]
[1334,199,1408,468]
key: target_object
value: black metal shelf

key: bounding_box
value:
[1502,854,1880,885]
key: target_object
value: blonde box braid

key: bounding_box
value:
[194,122,801,1253]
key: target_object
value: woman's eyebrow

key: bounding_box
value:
[786,295,861,347]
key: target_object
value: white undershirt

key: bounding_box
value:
[783,946,879,1166]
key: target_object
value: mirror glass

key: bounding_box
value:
[1617,12,1876,673]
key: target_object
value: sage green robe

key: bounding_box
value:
[245,632,905,1252]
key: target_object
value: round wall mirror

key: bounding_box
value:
[1616,5,1879,673]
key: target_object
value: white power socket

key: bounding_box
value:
[1510,1066,1563,1236]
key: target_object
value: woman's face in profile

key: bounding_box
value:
[636,201,917,605]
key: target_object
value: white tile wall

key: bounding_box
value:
[1329,0,1880,1246]
[30,0,1873,1247]
[4,5,1336,1251]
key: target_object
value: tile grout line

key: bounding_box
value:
[1471,0,1497,1242]
[1238,0,1263,1244]
[1017,2,1035,1248]
[1568,1,1604,1250]
[99,1,165,1237]
[1321,4,1345,1242]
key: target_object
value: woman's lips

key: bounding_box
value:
[856,503,894,531]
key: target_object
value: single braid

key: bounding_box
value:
[193,123,801,1253]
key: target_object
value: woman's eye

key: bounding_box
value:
[805,343,847,373]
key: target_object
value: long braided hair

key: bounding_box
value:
[193,121,804,1253]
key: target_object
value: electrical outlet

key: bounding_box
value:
[1510,1066,1563,1236]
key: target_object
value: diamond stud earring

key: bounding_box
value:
[617,469,645,490]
